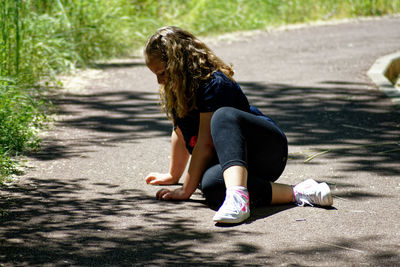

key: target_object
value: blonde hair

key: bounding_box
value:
[145,26,234,119]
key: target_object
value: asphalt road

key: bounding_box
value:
[1,16,400,266]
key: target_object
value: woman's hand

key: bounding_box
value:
[145,172,178,185]
[156,187,189,200]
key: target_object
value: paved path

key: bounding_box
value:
[1,16,400,266]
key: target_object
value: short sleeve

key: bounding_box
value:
[197,72,245,112]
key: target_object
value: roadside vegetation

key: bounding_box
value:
[1,0,400,182]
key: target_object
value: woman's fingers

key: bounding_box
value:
[145,175,156,184]
[145,172,176,185]
[156,188,171,200]
[149,178,163,185]
[155,188,164,199]
[145,172,159,184]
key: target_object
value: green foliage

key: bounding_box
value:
[127,0,400,38]
[2,0,400,82]
[0,80,46,180]
[156,0,400,35]
[1,0,400,181]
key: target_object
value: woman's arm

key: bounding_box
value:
[156,112,215,200]
[145,127,190,185]
[169,127,190,179]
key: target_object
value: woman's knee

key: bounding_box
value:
[211,107,239,125]
[200,165,226,208]
[211,107,242,136]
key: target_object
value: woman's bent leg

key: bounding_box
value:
[210,107,288,206]
[200,165,279,208]
[200,164,225,209]
[205,107,332,212]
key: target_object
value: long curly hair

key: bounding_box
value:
[144,26,234,119]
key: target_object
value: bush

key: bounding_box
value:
[0,80,46,180]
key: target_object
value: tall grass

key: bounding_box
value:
[1,0,400,182]
[153,0,400,35]
[128,0,400,44]
[0,0,133,181]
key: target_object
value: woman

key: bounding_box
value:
[144,26,332,224]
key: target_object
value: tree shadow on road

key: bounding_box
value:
[0,178,268,266]
[90,60,146,70]
[1,177,398,266]
[28,89,171,161]
[239,80,400,178]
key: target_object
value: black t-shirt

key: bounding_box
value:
[173,71,269,154]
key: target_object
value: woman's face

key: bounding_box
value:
[146,57,167,85]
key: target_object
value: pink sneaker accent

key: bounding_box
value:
[293,179,333,206]
[213,186,250,224]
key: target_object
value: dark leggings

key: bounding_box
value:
[200,107,288,208]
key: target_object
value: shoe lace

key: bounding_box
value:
[295,187,321,207]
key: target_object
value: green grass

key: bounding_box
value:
[1,0,400,182]
[130,0,400,44]
[0,79,47,181]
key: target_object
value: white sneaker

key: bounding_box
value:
[213,187,250,224]
[293,179,333,206]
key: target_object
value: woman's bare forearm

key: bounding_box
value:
[181,142,215,198]
[169,127,190,181]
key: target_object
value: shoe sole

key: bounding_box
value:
[213,212,250,224]
[319,182,333,206]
